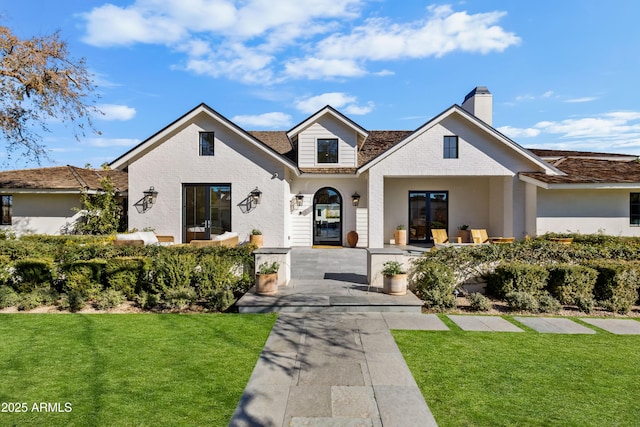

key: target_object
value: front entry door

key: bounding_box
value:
[408,191,448,243]
[313,187,342,246]
[183,184,231,243]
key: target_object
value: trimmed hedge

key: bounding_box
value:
[486,263,549,299]
[547,264,598,305]
[588,261,640,314]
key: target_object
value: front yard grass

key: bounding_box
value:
[393,317,640,427]
[0,313,276,426]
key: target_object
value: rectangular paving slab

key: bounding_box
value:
[382,313,449,330]
[580,318,640,334]
[448,315,523,332]
[513,317,596,334]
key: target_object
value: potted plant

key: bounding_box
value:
[255,261,279,295]
[250,229,263,247]
[457,224,470,243]
[381,260,407,295]
[394,225,407,245]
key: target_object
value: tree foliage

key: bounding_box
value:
[0,25,99,163]
[74,176,122,235]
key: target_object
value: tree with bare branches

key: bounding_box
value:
[0,25,99,163]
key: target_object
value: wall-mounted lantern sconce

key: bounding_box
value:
[247,187,262,211]
[351,192,360,207]
[295,192,304,207]
[250,187,262,204]
[135,186,158,214]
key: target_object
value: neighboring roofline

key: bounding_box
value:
[109,103,299,174]
[358,104,563,175]
[519,174,640,190]
[0,188,100,195]
[287,105,369,140]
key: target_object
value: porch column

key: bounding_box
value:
[368,172,385,248]
[502,176,514,238]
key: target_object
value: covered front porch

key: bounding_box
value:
[368,175,526,248]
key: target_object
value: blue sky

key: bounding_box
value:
[2,0,640,169]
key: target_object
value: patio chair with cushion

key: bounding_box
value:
[189,231,239,248]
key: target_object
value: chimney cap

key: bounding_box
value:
[463,86,491,103]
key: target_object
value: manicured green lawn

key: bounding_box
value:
[0,313,276,426]
[393,317,640,427]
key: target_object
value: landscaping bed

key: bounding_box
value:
[411,234,640,316]
[0,235,256,314]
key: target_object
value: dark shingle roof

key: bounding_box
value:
[247,131,296,162]
[0,166,128,192]
[521,157,640,185]
[358,131,413,167]
[528,148,635,159]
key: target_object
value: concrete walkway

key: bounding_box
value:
[229,313,443,427]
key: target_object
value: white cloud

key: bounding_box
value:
[80,1,519,84]
[497,125,541,138]
[517,111,640,154]
[295,92,373,114]
[96,104,137,121]
[231,112,292,128]
[564,97,598,103]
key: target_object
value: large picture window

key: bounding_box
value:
[200,132,215,156]
[317,138,338,163]
[0,195,12,225]
[443,136,458,159]
[631,193,640,225]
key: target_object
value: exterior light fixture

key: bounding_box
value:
[143,186,158,207]
[295,192,304,207]
[250,187,262,205]
[351,192,360,207]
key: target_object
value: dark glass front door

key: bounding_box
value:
[183,184,231,243]
[313,187,342,246]
[408,191,448,243]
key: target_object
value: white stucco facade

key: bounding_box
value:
[0,192,81,236]
[103,88,640,248]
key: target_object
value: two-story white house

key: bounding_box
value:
[109,87,640,247]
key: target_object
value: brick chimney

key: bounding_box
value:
[461,86,492,126]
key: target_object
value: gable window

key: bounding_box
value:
[631,193,640,226]
[0,195,12,225]
[443,136,458,159]
[199,132,215,156]
[317,138,338,163]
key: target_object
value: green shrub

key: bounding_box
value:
[63,266,103,298]
[94,289,126,310]
[63,259,107,289]
[18,291,43,311]
[467,292,491,312]
[136,291,160,310]
[195,254,239,311]
[163,286,198,310]
[10,258,53,292]
[0,286,20,308]
[59,290,87,312]
[105,257,148,299]
[574,295,595,314]
[505,291,539,312]
[487,262,549,299]
[150,252,198,294]
[588,261,640,314]
[538,293,562,314]
[411,259,457,310]
[547,264,598,304]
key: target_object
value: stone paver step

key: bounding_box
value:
[580,318,640,334]
[514,317,596,334]
[447,315,523,332]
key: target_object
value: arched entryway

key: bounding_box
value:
[313,187,342,246]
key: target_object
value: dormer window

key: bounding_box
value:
[318,138,338,163]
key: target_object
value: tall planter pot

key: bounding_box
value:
[250,234,264,248]
[383,273,407,296]
[347,231,359,248]
[394,229,407,246]
[255,273,278,295]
